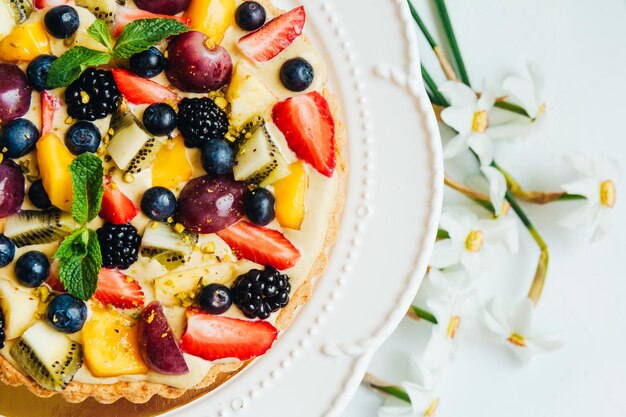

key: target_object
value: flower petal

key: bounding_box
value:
[467,133,495,166]
[526,333,564,353]
[558,203,597,229]
[439,81,477,107]
[422,327,455,370]
[481,298,509,336]
[596,155,622,182]
[481,166,507,216]
[430,239,464,269]
[509,298,533,335]
[402,381,436,415]
[502,75,539,118]
[440,207,475,240]
[527,61,545,98]
[481,217,519,254]
[564,152,595,177]
[378,405,415,417]
[487,120,533,141]
[477,84,496,111]
[443,134,471,160]
[441,107,474,134]
[560,178,598,201]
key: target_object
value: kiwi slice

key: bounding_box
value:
[4,0,33,24]
[4,209,76,248]
[233,123,290,186]
[141,222,198,271]
[75,0,116,24]
[10,322,83,392]
[107,110,164,175]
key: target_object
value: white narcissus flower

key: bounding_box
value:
[559,153,621,241]
[430,206,519,276]
[502,61,546,120]
[481,166,508,216]
[439,81,496,166]
[482,297,563,363]
[378,357,441,417]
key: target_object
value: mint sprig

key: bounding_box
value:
[113,18,189,59]
[47,17,189,88]
[54,153,105,301]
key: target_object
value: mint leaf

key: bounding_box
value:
[87,19,114,51]
[47,47,112,88]
[57,229,102,301]
[113,18,189,59]
[54,227,89,260]
[69,153,104,225]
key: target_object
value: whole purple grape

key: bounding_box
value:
[134,0,191,15]
[177,175,247,234]
[0,160,25,218]
[166,31,233,93]
[0,64,32,123]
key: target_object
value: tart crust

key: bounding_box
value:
[0,0,348,404]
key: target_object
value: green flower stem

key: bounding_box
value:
[407,0,458,81]
[433,0,470,86]
[422,65,449,106]
[494,101,531,118]
[408,305,438,324]
[495,162,586,204]
[363,374,411,404]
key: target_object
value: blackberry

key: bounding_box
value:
[97,222,141,270]
[231,266,291,320]
[177,97,229,148]
[65,68,120,121]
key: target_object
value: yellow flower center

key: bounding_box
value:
[465,230,484,252]
[424,398,440,417]
[507,332,527,347]
[472,110,489,133]
[446,316,461,339]
[537,102,546,116]
[600,180,616,208]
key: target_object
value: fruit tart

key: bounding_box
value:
[0,0,346,404]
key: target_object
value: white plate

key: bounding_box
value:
[171,1,442,415]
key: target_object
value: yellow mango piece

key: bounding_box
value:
[184,0,235,45]
[274,161,308,229]
[83,307,149,378]
[152,135,192,189]
[0,21,50,63]
[36,133,75,213]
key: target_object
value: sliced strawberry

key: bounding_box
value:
[181,310,278,361]
[272,91,336,177]
[40,91,60,136]
[34,0,68,9]
[238,6,306,63]
[112,69,178,105]
[216,221,301,270]
[94,268,145,309]
[99,176,138,224]
[114,6,190,37]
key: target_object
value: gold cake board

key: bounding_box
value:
[0,383,211,416]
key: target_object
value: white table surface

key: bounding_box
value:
[342,0,626,416]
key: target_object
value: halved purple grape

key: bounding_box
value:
[0,160,25,219]
[0,64,32,123]
[177,175,246,234]
[134,0,191,15]
[166,31,233,93]
[138,302,189,375]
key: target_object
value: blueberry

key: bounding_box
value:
[26,55,57,91]
[44,6,80,39]
[0,235,16,268]
[0,118,40,159]
[280,58,314,92]
[141,186,177,221]
[15,251,50,288]
[243,188,275,226]
[235,1,266,31]
[143,103,177,136]
[129,47,166,79]
[200,140,234,176]
[65,121,101,155]
[47,294,88,334]
[198,283,233,315]
[28,179,52,209]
